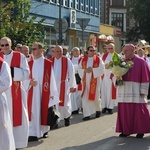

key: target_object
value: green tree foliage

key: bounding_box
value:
[0,0,45,48]
[126,0,150,43]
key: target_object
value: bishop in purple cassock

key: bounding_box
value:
[116,44,150,138]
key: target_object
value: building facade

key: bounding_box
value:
[100,0,135,47]
[31,0,100,51]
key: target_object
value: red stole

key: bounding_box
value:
[101,52,109,80]
[29,54,33,61]
[0,51,22,126]
[28,59,52,125]
[51,56,68,106]
[0,57,4,73]
[70,56,83,91]
[112,82,116,99]
[81,55,100,101]
[102,52,109,62]
[49,56,54,61]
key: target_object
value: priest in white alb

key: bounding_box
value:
[0,57,15,150]
[101,43,116,114]
[51,45,76,126]
[70,47,83,114]
[78,45,105,121]
[0,37,29,149]
[27,42,59,141]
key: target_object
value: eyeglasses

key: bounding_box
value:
[1,43,9,47]
[89,50,95,52]
[32,48,38,51]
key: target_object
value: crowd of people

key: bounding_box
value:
[0,36,150,150]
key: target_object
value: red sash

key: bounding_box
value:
[77,57,83,91]
[29,54,33,61]
[102,52,109,62]
[112,82,116,99]
[28,59,51,125]
[81,55,100,100]
[0,57,4,72]
[101,52,109,80]
[51,56,68,106]
[0,51,22,126]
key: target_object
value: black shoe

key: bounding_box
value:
[72,109,79,115]
[102,108,107,113]
[28,136,38,142]
[136,134,144,138]
[95,111,101,118]
[50,122,58,130]
[43,132,48,138]
[119,133,129,137]
[64,117,70,127]
[107,109,113,114]
[82,116,90,121]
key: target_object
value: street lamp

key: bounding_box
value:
[54,0,68,45]
[58,0,62,45]
[77,18,90,50]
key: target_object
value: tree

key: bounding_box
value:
[0,0,45,48]
[126,0,150,43]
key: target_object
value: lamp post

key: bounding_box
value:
[58,0,62,45]
[77,18,90,50]
[54,0,68,45]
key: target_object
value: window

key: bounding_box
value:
[85,0,89,13]
[90,0,94,14]
[80,0,84,11]
[70,0,75,8]
[55,0,61,5]
[94,0,99,15]
[50,0,56,3]
[112,0,124,6]
[64,0,69,7]
[111,13,123,30]
[76,0,80,10]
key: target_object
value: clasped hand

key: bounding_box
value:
[85,67,93,73]
[30,78,38,86]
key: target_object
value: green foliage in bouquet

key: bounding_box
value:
[108,52,134,69]
[108,52,134,86]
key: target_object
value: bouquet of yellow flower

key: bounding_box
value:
[108,52,134,86]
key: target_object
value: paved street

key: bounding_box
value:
[25,103,150,150]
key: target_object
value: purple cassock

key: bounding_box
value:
[116,55,150,135]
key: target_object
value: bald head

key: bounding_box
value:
[54,45,63,59]
[21,45,30,57]
[0,37,12,44]
[122,44,135,59]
